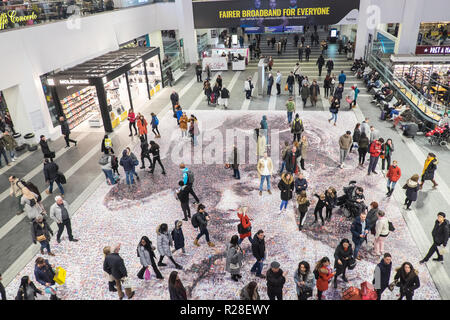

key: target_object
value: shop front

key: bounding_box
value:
[46,47,162,132]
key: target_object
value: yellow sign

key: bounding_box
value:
[218,7,330,19]
[150,89,155,97]
[155,84,161,92]
[120,110,128,121]
[0,10,37,30]
[112,117,120,128]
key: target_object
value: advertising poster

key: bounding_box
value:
[192,0,360,28]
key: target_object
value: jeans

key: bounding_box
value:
[196,226,210,242]
[238,236,253,245]
[329,112,338,124]
[181,201,191,220]
[368,156,379,173]
[129,122,137,135]
[293,133,301,142]
[0,149,9,165]
[287,111,293,124]
[57,219,74,241]
[40,240,51,254]
[353,240,362,258]
[196,73,202,82]
[279,161,286,174]
[387,180,397,191]
[423,243,443,261]
[9,150,15,159]
[102,169,116,185]
[233,168,240,179]
[250,259,264,276]
[339,149,349,165]
[288,83,293,95]
[125,170,134,185]
[280,200,288,210]
[267,85,272,96]
[193,135,198,146]
[259,175,271,191]
[49,179,64,195]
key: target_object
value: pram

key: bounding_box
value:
[337,181,367,219]
[426,124,450,147]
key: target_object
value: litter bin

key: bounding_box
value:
[24,133,38,151]
[13,133,27,152]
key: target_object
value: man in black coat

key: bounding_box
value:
[305,46,311,61]
[326,59,334,75]
[139,136,152,169]
[373,253,392,300]
[250,230,266,278]
[43,159,64,195]
[39,135,54,162]
[149,141,166,175]
[266,261,287,300]
[59,116,77,148]
[333,239,353,288]
[420,212,449,264]
[176,181,191,221]
[103,244,135,300]
[193,204,215,247]
[195,62,203,82]
[170,90,179,115]
[283,146,301,174]
[316,54,325,77]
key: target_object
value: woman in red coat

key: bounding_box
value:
[314,257,335,300]
[237,206,253,245]
[128,109,138,136]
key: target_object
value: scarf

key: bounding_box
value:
[422,157,435,176]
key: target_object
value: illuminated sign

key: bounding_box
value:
[0,10,37,30]
[59,79,90,85]
[415,45,450,55]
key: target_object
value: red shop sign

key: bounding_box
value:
[415,45,450,55]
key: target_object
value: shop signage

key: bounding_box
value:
[59,79,90,85]
[202,57,228,71]
[192,0,360,28]
[415,45,450,55]
[0,10,37,30]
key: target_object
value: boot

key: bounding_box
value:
[175,264,183,270]
[108,281,117,292]
[207,241,215,247]
[193,239,200,247]
[386,187,391,196]
[432,180,438,188]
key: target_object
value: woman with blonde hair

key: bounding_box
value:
[179,112,189,139]
[299,135,308,171]
[103,246,117,292]
[21,186,45,220]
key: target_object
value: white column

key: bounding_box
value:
[394,0,422,54]
[354,0,371,60]
[175,0,198,64]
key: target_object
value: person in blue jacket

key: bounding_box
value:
[180,163,200,204]
[350,211,370,260]
[338,70,347,88]
[34,257,60,300]
[150,112,161,138]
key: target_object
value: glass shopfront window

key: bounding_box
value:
[105,74,129,127]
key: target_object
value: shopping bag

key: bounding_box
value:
[360,281,377,300]
[346,96,353,104]
[53,266,66,285]
[342,287,361,300]
[144,268,151,281]
[122,277,136,289]
[284,84,288,91]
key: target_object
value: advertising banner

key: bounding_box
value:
[415,45,450,55]
[192,0,360,29]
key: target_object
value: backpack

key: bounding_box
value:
[191,213,200,228]
[26,182,42,202]
[187,170,195,184]
[294,119,303,132]
[388,221,395,232]
[237,223,251,235]
[99,154,109,165]
[154,117,159,126]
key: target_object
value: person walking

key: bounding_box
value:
[338,131,352,168]
[34,257,59,300]
[358,132,370,167]
[373,253,392,300]
[176,181,191,221]
[179,112,189,139]
[316,54,325,77]
[284,145,301,175]
[373,210,389,256]
[338,70,347,88]
[120,149,135,187]
[149,140,166,175]
[276,71,282,95]
[367,138,384,175]
[15,276,43,300]
[419,212,449,264]
[9,175,24,215]
[294,261,315,300]
[386,160,401,197]
[323,74,331,98]
[171,220,186,255]
[268,56,274,71]
[240,281,260,300]
[127,109,138,136]
[227,144,241,179]
[157,223,183,269]
[168,271,187,300]
[296,191,310,231]
[314,257,335,300]
[286,72,295,96]
[326,59,334,75]
[381,139,394,173]
[31,215,54,256]
[136,114,148,141]
[1,131,17,162]
[267,73,274,96]
[419,153,438,189]
[329,74,336,96]
[102,246,118,292]
[59,116,77,148]
[180,163,200,204]
[244,77,253,100]
[328,98,340,126]
[309,80,320,107]
[39,135,55,162]
[225,235,244,281]
[137,236,164,280]
[350,123,360,153]
[333,238,354,288]
[394,262,420,300]
[50,196,78,244]
[139,136,152,170]
[333,83,344,101]
[300,83,309,107]
[250,230,266,279]
[237,206,252,245]
[149,113,161,138]
[286,97,296,126]
[22,186,44,220]
[257,152,273,196]
[193,204,215,247]
[195,62,203,82]
[278,173,294,215]
[170,90,179,115]
[351,212,370,260]
[166,67,174,87]
[298,135,308,171]
[404,174,420,211]
[298,44,304,61]
[305,45,311,61]
[43,159,64,196]
[348,85,360,109]
[220,87,230,109]
[266,261,287,300]
[103,244,135,300]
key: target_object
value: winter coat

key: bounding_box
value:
[394,269,420,297]
[421,158,438,181]
[237,212,252,239]
[386,165,401,182]
[137,118,148,135]
[49,200,70,224]
[15,282,42,300]
[294,269,315,296]
[240,284,260,300]
[171,220,185,250]
[60,120,70,135]
[140,140,150,157]
[176,185,190,203]
[295,178,308,194]
[2,134,17,151]
[221,88,230,99]
[326,60,334,71]
[373,259,392,290]
[22,194,43,220]
[339,134,352,150]
[225,243,244,275]
[316,56,325,67]
[43,162,59,182]
[360,121,370,136]
[169,281,187,300]
[156,225,173,257]
[119,150,134,172]
[266,268,286,295]
[283,149,301,173]
[316,266,334,292]
[170,93,179,105]
[350,216,370,244]
[309,84,320,97]
[325,191,337,209]
[375,217,390,238]
[352,128,361,143]
[196,212,209,229]
[267,75,274,87]
[366,208,379,230]
[300,140,308,160]
[338,73,347,84]
[291,117,304,134]
[34,260,55,286]
[405,179,419,201]
[297,198,310,214]
[137,245,155,267]
[334,243,354,270]
[103,253,128,280]
[300,86,310,99]
[251,235,265,261]
[40,140,52,157]
[358,135,369,150]
[179,115,188,130]
[278,174,294,201]
[369,140,382,157]
[334,86,343,100]
[31,218,53,244]
[431,219,449,246]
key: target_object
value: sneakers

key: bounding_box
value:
[372,171,378,174]
[432,258,443,262]
[157,262,167,267]
[11,158,16,162]
[175,264,183,270]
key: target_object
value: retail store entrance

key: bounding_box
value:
[47,47,162,133]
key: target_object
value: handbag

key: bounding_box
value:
[348,257,357,270]
[388,279,399,291]
[299,285,313,298]
[144,268,151,281]
[346,96,353,104]
[56,172,66,184]
[36,234,47,242]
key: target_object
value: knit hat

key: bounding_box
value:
[270,261,280,269]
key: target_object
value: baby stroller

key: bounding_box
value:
[426,125,450,147]
[337,181,367,219]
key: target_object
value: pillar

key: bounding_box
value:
[175,0,198,64]
[394,0,422,55]
[354,0,372,60]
